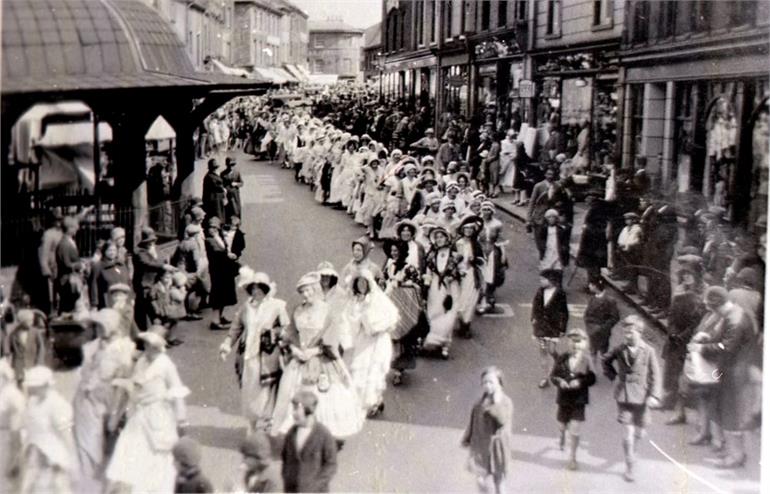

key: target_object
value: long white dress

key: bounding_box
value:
[106,353,189,494]
[229,296,290,427]
[424,247,460,349]
[1,381,25,492]
[272,300,364,438]
[343,280,399,411]
[455,238,483,325]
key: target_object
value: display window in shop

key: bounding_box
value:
[474,61,526,133]
[442,65,469,117]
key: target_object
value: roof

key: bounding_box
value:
[1,0,270,95]
[308,19,363,34]
[273,0,309,18]
[363,22,381,48]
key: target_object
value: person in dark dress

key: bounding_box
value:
[281,391,338,493]
[132,227,174,330]
[576,191,610,284]
[221,158,243,222]
[202,159,227,222]
[55,216,84,314]
[550,328,596,471]
[204,217,238,330]
[531,269,569,389]
[90,241,131,309]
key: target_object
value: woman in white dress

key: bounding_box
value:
[0,359,25,493]
[455,215,485,339]
[343,271,400,417]
[219,267,289,433]
[271,272,364,440]
[106,331,189,494]
[423,226,461,359]
[329,138,356,206]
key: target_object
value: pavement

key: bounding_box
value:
[47,153,760,493]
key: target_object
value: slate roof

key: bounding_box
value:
[2,0,269,94]
[363,22,381,48]
[308,19,363,34]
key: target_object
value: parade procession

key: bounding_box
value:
[0,0,768,493]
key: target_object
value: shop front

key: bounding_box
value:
[533,47,620,171]
[383,54,438,110]
[472,36,527,133]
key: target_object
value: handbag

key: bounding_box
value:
[684,350,720,386]
[259,322,283,385]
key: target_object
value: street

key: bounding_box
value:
[80,151,756,493]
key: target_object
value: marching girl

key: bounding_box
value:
[550,328,596,471]
[379,171,407,241]
[218,268,290,433]
[341,236,382,286]
[271,272,364,441]
[455,215,485,339]
[382,240,426,386]
[422,226,462,359]
[356,157,386,238]
[343,271,400,417]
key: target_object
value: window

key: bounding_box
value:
[416,0,424,44]
[481,1,491,30]
[729,0,757,27]
[659,1,675,38]
[632,1,649,43]
[429,0,436,43]
[515,0,527,21]
[592,0,613,26]
[444,0,453,39]
[498,0,508,27]
[693,0,711,33]
[546,0,561,36]
[314,37,324,49]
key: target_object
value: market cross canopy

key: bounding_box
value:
[1,0,268,94]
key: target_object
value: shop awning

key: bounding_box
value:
[308,74,339,85]
[273,68,297,84]
[210,59,252,79]
[284,64,308,82]
[253,67,290,84]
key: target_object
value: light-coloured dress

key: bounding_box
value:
[22,390,76,494]
[272,300,364,438]
[424,247,460,349]
[229,296,290,426]
[106,353,189,494]
[1,380,25,492]
[455,237,483,324]
[343,282,399,410]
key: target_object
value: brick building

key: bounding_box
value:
[309,19,364,79]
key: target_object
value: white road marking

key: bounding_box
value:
[649,440,730,494]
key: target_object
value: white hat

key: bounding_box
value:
[316,261,339,278]
[91,308,122,337]
[24,366,54,387]
[441,197,457,212]
[138,330,167,350]
[237,266,275,294]
[545,209,560,219]
[296,272,321,291]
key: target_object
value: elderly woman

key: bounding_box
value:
[271,272,363,440]
[219,268,289,433]
[343,271,400,418]
[0,359,25,492]
[106,330,190,493]
[462,366,514,494]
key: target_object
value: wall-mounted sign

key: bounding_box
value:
[447,75,468,87]
[478,64,497,76]
[519,80,535,98]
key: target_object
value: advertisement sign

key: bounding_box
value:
[519,80,535,98]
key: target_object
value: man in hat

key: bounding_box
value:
[55,216,84,314]
[601,315,661,482]
[73,309,135,488]
[221,157,243,222]
[436,132,461,174]
[202,158,228,222]
[37,208,64,314]
[535,209,570,273]
[615,212,644,293]
[688,286,758,468]
[528,167,570,233]
[172,437,213,493]
[281,391,338,493]
[132,227,175,329]
[237,432,282,493]
[21,366,77,493]
[410,128,439,155]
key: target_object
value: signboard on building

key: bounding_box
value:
[519,80,535,98]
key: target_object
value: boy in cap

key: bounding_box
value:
[173,437,214,493]
[550,327,596,470]
[601,315,661,482]
[238,432,282,493]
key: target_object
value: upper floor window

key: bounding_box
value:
[429,0,436,43]
[481,0,491,30]
[729,0,757,27]
[632,0,649,43]
[498,0,508,27]
[546,0,561,36]
[592,0,613,27]
[444,0,453,40]
[515,0,527,21]
[659,1,675,38]
[416,0,424,44]
[693,0,711,33]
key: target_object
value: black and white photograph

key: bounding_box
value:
[0,0,767,492]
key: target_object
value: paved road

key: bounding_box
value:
[57,153,762,492]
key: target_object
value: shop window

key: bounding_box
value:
[429,0,437,43]
[498,0,508,27]
[592,0,613,27]
[592,82,618,170]
[481,0,491,31]
[749,95,769,229]
[628,84,645,165]
[704,89,738,210]
[546,0,561,37]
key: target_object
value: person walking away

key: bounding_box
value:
[601,315,662,482]
[172,437,214,493]
[461,366,514,494]
[219,268,289,433]
[0,359,25,492]
[531,269,568,389]
[281,391,338,493]
[687,286,758,468]
[21,366,77,494]
[583,277,620,366]
[73,309,135,490]
[576,191,611,284]
[550,328,596,470]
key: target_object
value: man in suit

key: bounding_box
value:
[281,391,338,493]
[132,227,174,329]
[602,315,662,482]
[534,209,571,273]
[527,167,570,231]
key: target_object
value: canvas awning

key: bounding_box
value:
[283,64,307,82]
[308,74,339,85]
[210,59,252,78]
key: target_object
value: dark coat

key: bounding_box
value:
[202,171,227,221]
[221,168,243,220]
[531,287,568,338]
[132,247,167,291]
[583,293,620,353]
[461,393,514,479]
[281,422,338,493]
[700,303,758,431]
[90,260,131,309]
[227,229,246,259]
[528,180,571,226]
[534,224,570,266]
[576,200,610,268]
[244,463,283,493]
[174,467,214,493]
[550,353,597,406]
[204,235,238,309]
[602,340,662,405]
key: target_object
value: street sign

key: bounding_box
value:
[519,80,535,98]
